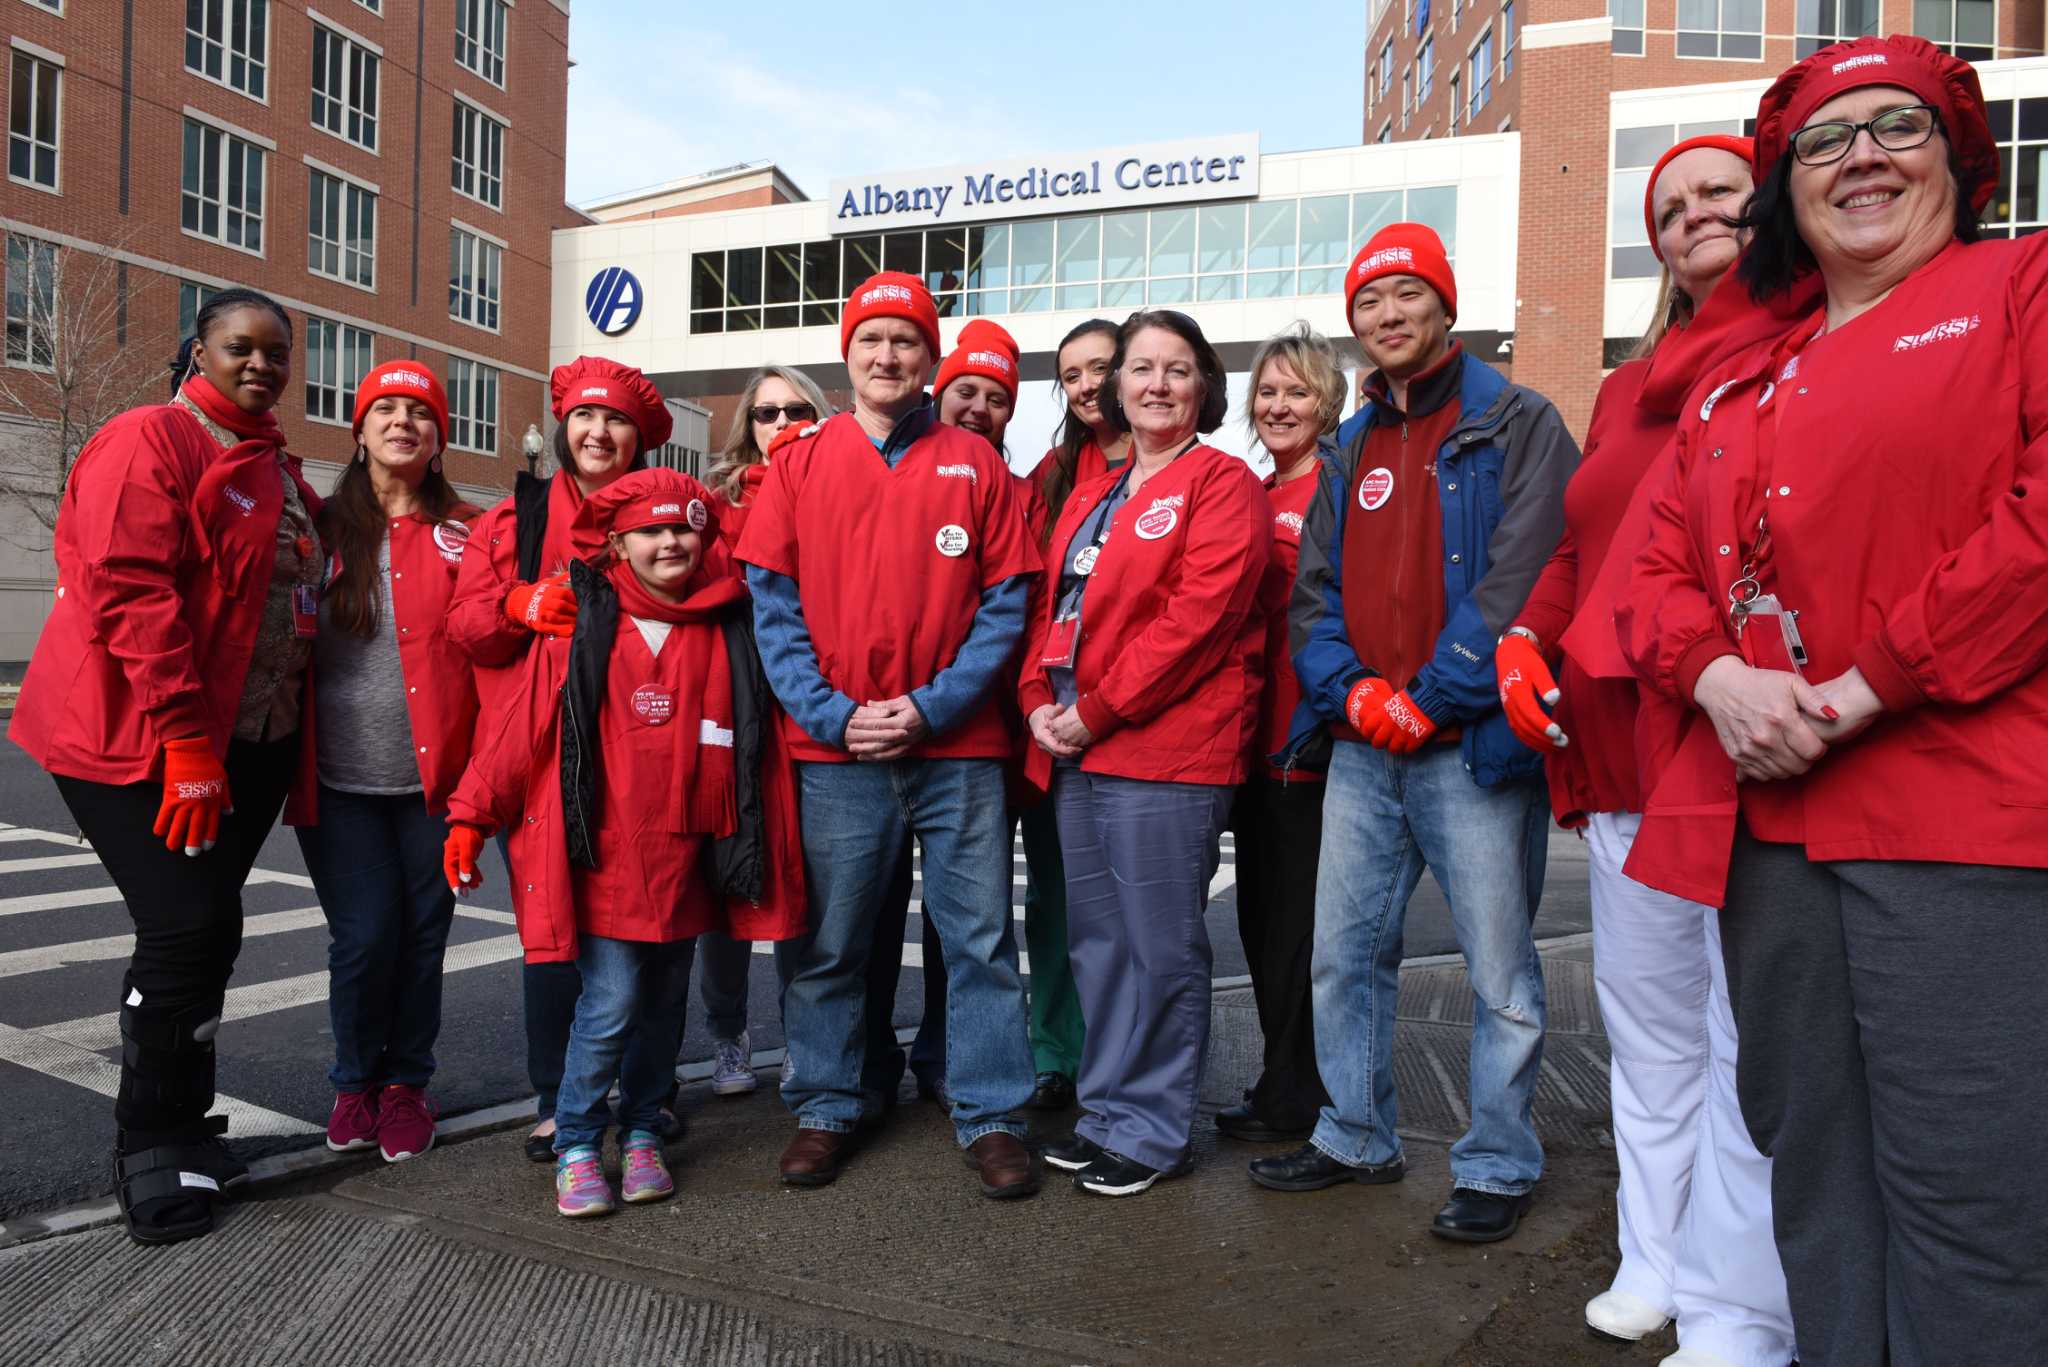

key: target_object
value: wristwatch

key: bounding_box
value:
[1500,626,1541,647]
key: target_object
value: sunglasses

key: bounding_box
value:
[1790,104,1940,166]
[749,402,817,425]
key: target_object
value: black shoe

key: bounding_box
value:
[1248,1144,1406,1192]
[1074,1149,1190,1197]
[1026,1072,1076,1111]
[1215,1104,1313,1144]
[1040,1132,1105,1172]
[1431,1187,1534,1243]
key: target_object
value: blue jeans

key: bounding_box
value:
[781,759,1032,1147]
[1057,769,1231,1171]
[295,786,456,1092]
[554,934,697,1152]
[1310,740,1548,1194]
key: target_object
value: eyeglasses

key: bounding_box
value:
[749,402,817,425]
[1790,104,1940,166]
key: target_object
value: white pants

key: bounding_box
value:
[1587,812,1794,1367]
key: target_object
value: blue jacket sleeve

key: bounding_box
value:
[745,565,858,750]
[909,574,1028,736]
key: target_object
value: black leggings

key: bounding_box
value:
[55,736,299,1135]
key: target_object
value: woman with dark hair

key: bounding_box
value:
[447,355,676,1162]
[1620,36,2048,1363]
[290,362,481,1165]
[1030,319,1128,548]
[1021,310,1272,1195]
[13,288,320,1245]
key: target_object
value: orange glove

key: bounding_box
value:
[503,572,577,638]
[1345,676,1392,733]
[443,822,487,896]
[1361,688,1438,754]
[1496,632,1568,752]
[153,737,230,857]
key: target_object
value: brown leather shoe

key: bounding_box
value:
[964,1131,1042,1200]
[779,1127,853,1187]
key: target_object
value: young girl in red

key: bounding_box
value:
[442,469,804,1216]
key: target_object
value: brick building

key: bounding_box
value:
[1,0,577,659]
[1359,0,2046,432]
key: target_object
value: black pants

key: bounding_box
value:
[1229,773,1330,1130]
[1721,825,2048,1366]
[55,736,299,1135]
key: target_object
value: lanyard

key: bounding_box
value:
[1728,314,1824,632]
[1054,465,1134,624]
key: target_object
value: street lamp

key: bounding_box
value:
[521,423,544,474]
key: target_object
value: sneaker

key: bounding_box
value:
[376,1085,437,1163]
[1040,1132,1106,1172]
[620,1131,675,1203]
[711,1033,758,1096]
[326,1089,379,1153]
[1074,1149,1191,1197]
[555,1145,614,1217]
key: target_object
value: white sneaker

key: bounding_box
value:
[711,1032,758,1096]
[1585,1287,1671,1342]
[1659,1350,1743,1367]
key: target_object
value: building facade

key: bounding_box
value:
[2,0,575,660]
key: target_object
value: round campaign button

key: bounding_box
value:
[630,685,674,726]
[686,498,708,531]
[1073,545,1100,576]
[935,524,971,557]
[1133,505,1177,540]
[432,521,470,563]
[1358,467,1394,512]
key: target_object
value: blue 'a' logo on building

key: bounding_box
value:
[585,267,643,336]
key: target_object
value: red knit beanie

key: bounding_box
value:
[551,355,674,450]
[932,319,1021,403]
[1346,224,1457,322]
[569,469,718,561]
[352,361,449,442]
[1644,135,1755,261]
[1753,35,1997,212]
[839,272,941,362]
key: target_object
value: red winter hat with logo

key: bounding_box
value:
[353,360,449,441]
[932,318,1022,403]
[1644,135,1755,261]
[570,468,720,557]
[551,355,675,450]
[839,271,942,362]
[1346,223,1458,322]
[1753,35,1997,212]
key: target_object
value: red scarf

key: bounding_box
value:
[180,374,287,448]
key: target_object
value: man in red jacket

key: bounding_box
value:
[735,273,1043,1199]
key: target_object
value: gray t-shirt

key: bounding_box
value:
[314,533,424,795]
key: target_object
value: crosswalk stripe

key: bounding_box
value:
[0,868,314,919]
[0,1021,321,1138]
[0,907,328,979]
[0,854,107,875]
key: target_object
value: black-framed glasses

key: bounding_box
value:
[749,402,817,424]
[1790,104,1940,166]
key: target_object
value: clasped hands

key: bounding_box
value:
[846,696,930,761]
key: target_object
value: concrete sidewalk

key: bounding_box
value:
[0,942,1633,1367]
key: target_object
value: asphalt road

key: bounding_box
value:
[0,737,1588,1223]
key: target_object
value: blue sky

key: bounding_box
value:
[563,1,1369,207]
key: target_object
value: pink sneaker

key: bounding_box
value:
[555,1146,613,1217]
[620,1131,674,1204]
[326,1090,379,1153]
[376,1085,437,1163]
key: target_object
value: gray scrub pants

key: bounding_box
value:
[1056,768,1232,1172]
[1720,825,2048,1367]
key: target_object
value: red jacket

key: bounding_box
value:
[1257,469,1321,781]
[446,473,584,718]
[13,404,322,784]
[1619,235,2048,906]
[1021,444,1273,788]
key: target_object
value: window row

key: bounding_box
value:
[1610,0,1992,60]
[1376,1,1515,136]
[9,50,60,191]
[183,0,512,105]
[687,189,1459,334]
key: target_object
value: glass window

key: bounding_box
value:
[765,242,801,328]
[1149,208,1194,276]
[303,316,372,424]
[1614,125,1671,168]
[964,224,1007,313]
[8,52,60,190]
[1197,204,1245,275]
[1148,277,1192,305]
[1247,269,1296,299]
[178,282,221,339]
[186,0,268,100]
[1676,0,1764,59]
[1299,195,1348,268]
[1677,118,1743,140]
[691,251,725,312]
[883,231,921,277]
[308,169,376,288]
[1611,166,1659,277]
[802,240,840,326]
[451,100,504,209]
[4,234,56,369]
[1915,0,1994,60]
[1101,279,1144,309]
[1418,36,1436,100]
[181,119,265,254]
[1502,2,1516,75]
[843,234,883,282]
[447,357,499,453]
[1197,274,1241,302]
[1248,201,1296,270]
[1406,185,1459,258]
[1795,0,1879,57]
[725,246,762,329]
[926,227,967,297]
[1471,31,1495,119]
[311,25,379,151]
[449,225,501,330]
[1009,220,1053,311]
[1057,284,1100,310]
[1351,191,1401,252]
[1611,0,1645,54]
[1102,211,1146,279]
[454,0,509,87]
[1299,266,1345,297]
[1056,216,1101,283]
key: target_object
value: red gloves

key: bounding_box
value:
[1345,677,1392,732]
[444,823,487,896]
[154,737,230,857]
[1354,686,1438,754]
[503,573,577,638]
[1496,632,1568,752]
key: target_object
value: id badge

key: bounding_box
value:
[1040,615,1079,670]
[292,583,320,639]
[1736,594,1808,677]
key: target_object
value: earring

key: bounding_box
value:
[354,445,368,464]
[429,454,443,474]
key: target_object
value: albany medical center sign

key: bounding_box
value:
[828,133,1261,235]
